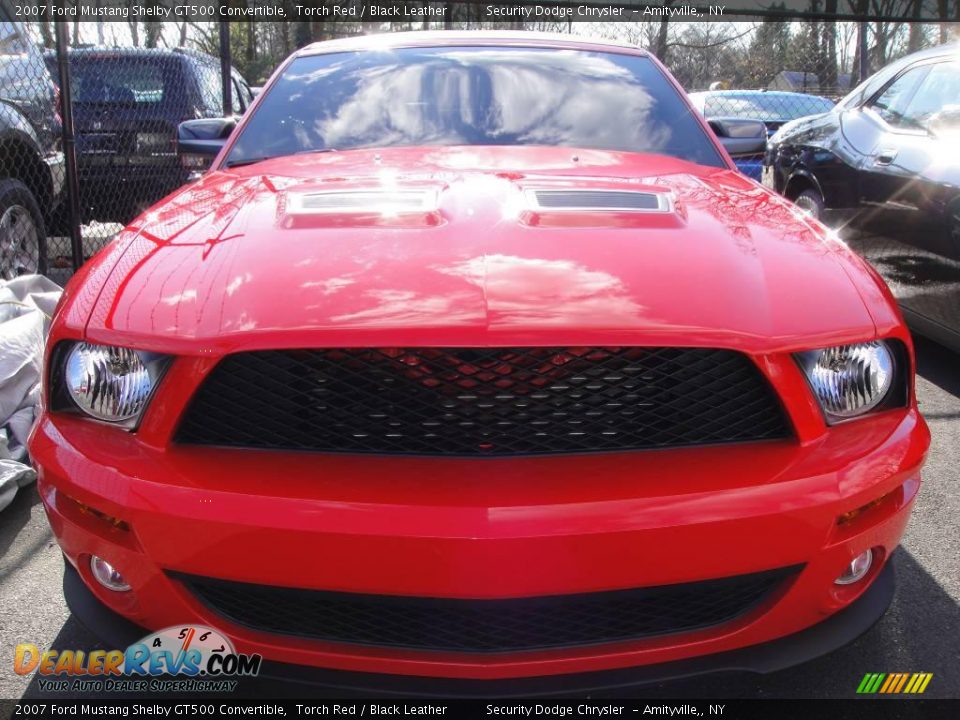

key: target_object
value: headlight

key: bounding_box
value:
[796,341,896,422]
[62,343,168,425]
[135,132,172,155]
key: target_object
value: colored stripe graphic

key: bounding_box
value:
[857,673,932,694]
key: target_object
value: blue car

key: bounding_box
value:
[688,90,835,180]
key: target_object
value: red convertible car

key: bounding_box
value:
[30,33,929,693]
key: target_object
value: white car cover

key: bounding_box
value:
[0,274,61,511]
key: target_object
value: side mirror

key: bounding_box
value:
[708,117,768,156]
[928,106,960,137]
[177,117,237,157]
[178,117,238,178]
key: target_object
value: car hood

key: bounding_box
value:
[85,146,878,353]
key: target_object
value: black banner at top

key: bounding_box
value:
[7,0,960,23]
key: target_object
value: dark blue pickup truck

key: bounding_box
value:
[45,47,253,223]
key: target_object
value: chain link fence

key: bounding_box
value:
[1,5,259,284]
[2,6,953,283]
[0,2,60,281]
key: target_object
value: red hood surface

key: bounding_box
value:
[84,146,880,353]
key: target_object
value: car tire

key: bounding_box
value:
[0,178,48,280]
[48,202,75,237]
[793,188,826,221]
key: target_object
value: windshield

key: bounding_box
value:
[702,93,835,122]
[69,57,180,106]
[225,46,725,168]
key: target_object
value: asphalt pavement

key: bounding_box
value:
[1,337,957,700]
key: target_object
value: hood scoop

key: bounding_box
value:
[521,188,681,229]
[528,189,671,213]
[282,188,443,229]
[287,189,439,214]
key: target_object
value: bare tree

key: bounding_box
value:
[145,20,162,49]
[70,0,79,45]
[647,3,677,63]
[907,0,924,51]
[246,15,256,65]
[823,0,839,89]
[38,0,53,48]
[938,0,951,42]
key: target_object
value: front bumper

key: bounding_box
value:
[30,406,927,682]
[75,157,186,208]
[63,557,897,696]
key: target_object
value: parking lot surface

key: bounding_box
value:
[1,336,957,700]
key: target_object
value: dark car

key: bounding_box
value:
[762,43,960,351]
[1,1,64,278]
[689,90,835,180]
[44,47,253,223]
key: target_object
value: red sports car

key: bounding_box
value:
[30,33,930,693]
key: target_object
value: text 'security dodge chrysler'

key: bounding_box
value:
[29,33,930,693]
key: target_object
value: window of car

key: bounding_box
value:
[839,58,908,111]
[71,57,178,106]
[194,61,224,115]
[702,93,834,122]
[225,46,725,168]
[869,64,932,130]
[230,73,253,114]
[240,78,254,106]
[230,78,244,114]
[890,60,960,131]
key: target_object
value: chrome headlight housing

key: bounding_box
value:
[54,342,170,427]
[796,341,901,422]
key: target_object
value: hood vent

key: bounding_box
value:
[529,189,671,213]
[287,189,438,214]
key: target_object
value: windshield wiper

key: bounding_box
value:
[224,156,276,168]
[225,149,337,168]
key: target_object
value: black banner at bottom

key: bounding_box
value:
[2,700,959,720]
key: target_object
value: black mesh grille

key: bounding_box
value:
[175,347,790,456]
[177,567,799,653]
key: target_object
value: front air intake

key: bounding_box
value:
[286,189,438,214]
[175,565,801,653]
[175,347,791,456]
[530,189,670,212]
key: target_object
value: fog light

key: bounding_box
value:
[90,556,131,592]
[835,549,873,585]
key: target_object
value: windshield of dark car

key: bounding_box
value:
[225,46,725,168]
[702,93,835,122]
[69,57,176,105]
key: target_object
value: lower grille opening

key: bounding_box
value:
[174,566,800,653]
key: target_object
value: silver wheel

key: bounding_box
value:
[793,189,825,221]
[0,203,40,280]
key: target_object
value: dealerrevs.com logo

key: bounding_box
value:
[14,625,261,693]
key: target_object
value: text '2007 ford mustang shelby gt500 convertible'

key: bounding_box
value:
[29,32,929,694]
